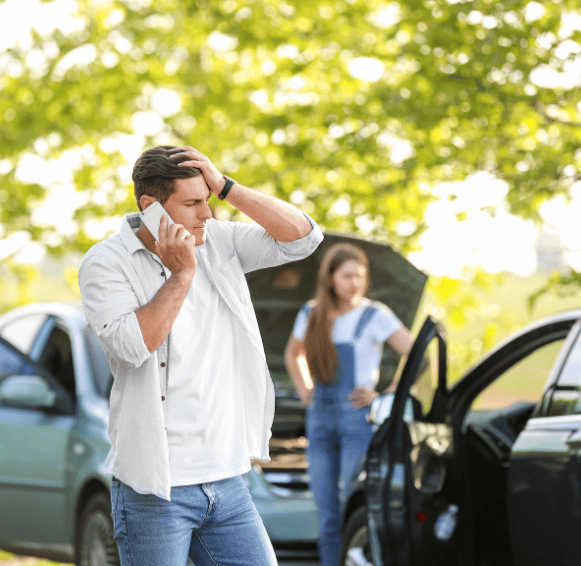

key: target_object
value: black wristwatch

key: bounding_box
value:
[218,176,235,200]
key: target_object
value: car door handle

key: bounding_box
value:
[565,430,581,448]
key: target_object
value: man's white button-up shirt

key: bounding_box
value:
[78,212,323,500]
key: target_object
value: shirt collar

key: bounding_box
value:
[120,213,147,255]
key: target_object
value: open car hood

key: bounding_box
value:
[245,233,428,394]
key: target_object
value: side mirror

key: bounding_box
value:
[368,393,416,429]
[0,375,57,409]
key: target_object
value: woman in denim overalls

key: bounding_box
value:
[285,243,414,566]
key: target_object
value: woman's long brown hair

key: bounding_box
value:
[305,243,370,384]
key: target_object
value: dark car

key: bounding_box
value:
[340,309,581,566]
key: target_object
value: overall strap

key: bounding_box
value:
[299,302,313,318]
[352,305,378,340]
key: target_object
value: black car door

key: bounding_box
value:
[366,316,455,566]
[508,319,581,566]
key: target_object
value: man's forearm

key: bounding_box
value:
[135,271,193,353]
[171,147,313,242]
[224,182,313,242]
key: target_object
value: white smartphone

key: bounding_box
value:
[139,201,175,242]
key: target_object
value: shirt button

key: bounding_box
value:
[161,272,165,276]
[161,396,165,401]
[161,362,166,367]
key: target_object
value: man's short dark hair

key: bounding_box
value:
[132,146,202,210]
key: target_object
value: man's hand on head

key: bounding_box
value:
[168,146,226,197]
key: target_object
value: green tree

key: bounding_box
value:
[1,0,580,259]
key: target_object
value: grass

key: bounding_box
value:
[0,550,70,565]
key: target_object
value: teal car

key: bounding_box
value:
[0,303,318,565]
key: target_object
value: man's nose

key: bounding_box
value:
[202,202,213,219]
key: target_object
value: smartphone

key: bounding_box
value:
[139,201,175,242]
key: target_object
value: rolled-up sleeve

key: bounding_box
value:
[233,213,324,273]
[78,253,151,368]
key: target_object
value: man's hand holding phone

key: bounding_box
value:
[155,214,197,278]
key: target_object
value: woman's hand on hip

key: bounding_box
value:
[348,387,379,409]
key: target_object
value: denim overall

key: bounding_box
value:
[306,305,378,566]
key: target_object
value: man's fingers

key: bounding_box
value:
[167,146,210,168]
[158,214,168,242]
[167,223,191,240]
[168,146,204,161]
[167,145,195,155]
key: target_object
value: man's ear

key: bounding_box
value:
[140,195,157,211]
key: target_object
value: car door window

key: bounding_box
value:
[0,338,38,388]
[471,339,566,412]
[0,314,47,355]
[547,331,581,417]
[409,336,444,418]
[36,325,76,404]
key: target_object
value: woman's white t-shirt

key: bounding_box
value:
[292,297,403,388]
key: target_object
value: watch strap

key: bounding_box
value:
[218,176,235,200]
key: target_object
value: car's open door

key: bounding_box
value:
[366,316,457,566]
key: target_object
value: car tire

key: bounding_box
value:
[340,506,371,566]
[77,492,120,566]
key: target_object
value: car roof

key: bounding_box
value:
[485,307,581,349]
[452,306,581,390]
[0,302,85,329]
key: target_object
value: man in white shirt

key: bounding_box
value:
[78,145,323,566]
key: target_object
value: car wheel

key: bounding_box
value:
[340,506,372,566]
[77,492,120,566]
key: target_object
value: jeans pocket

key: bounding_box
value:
[110,478,127,543]
[110,478,119,517]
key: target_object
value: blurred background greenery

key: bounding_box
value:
[1,2,581,563]
[1,0,581,392]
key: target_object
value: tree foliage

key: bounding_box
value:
[1,0,580,259]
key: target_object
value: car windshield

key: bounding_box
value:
[84,326,113,399]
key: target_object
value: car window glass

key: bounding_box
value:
[84,326,113,398]
[547,331,581,416]
[37,325,76,403]
[471,339,565,411]
[0,314,47,355]
[0,337,75,414]
[409,335,442,418]
[0,339,37,386]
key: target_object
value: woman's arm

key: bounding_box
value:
[284,335,314,406]
[387,326,414,357]
[384,326,415,392]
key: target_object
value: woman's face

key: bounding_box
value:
[331,259,367,305]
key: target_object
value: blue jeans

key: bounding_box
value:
[307,399,374,566]
[110,475,277,566]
